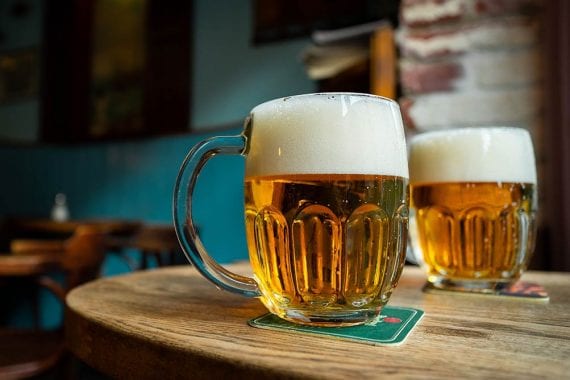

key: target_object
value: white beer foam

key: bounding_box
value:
[409,127,537,184]
[245,93,409,178]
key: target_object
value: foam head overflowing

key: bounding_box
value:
[245,93,408,178]
[409,127,537,184]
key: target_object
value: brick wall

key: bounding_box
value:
[397,0,544,142]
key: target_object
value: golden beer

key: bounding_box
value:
[411,182,536,283]
[245,174,408,324]
[408,128,538,292]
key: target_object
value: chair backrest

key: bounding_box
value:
[60,225,106,290]
[0,225,106,379]
[8,225,107,294]
[132,224,180,252]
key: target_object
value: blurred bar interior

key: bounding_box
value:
[0,0,568,376]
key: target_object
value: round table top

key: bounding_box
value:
[65,263,570,379]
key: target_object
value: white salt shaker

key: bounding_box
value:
[51,193,70,222]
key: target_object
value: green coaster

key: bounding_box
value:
[248,306,424,346]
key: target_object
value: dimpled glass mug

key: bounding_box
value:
[408,127,538,293]
[174,93,409,326]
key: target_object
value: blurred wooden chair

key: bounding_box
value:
[8,217,143,272]
[0,225,106,379]
[129,224,182,269]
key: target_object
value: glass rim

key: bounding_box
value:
[251,92,399,114]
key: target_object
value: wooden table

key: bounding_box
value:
[65,264,570,379]
[0,252,64,333]
[0,253,61,277]
[7,218,142,236]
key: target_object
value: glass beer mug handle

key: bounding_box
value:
[173,135,261,298]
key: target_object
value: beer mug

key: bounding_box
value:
[408,127,538,293]
[174,93,409,326]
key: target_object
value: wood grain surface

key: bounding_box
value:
[65,263,570,379]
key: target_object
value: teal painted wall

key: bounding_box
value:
[0,0,314,328]
[0,129,248,264]
[192,0,313,129]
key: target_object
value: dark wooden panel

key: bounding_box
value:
[541,0,570,271]
[40,0,191,143]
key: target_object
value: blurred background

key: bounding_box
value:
[0,0,568,374]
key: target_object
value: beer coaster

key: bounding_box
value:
[248,306,424,346]
[423,281,549,301]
